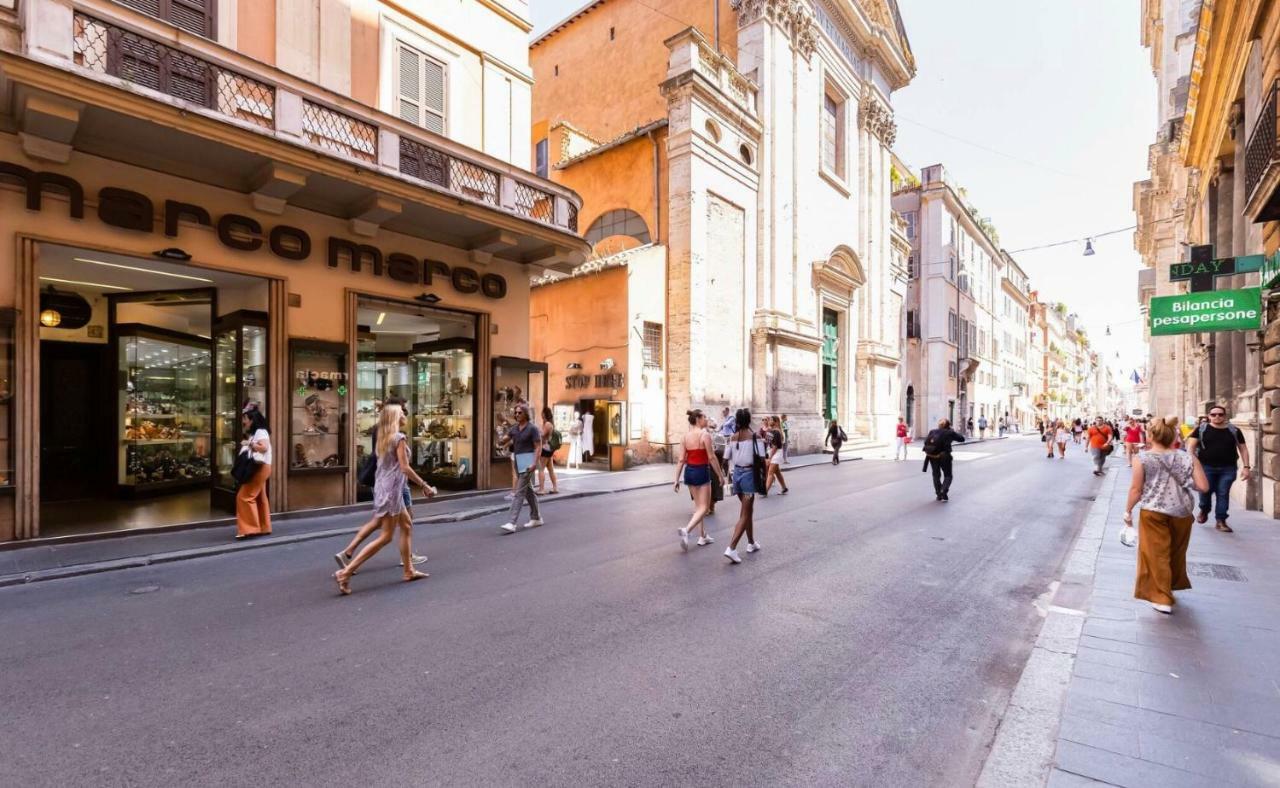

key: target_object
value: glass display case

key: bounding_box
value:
[212,311,267,508]
[290,341,347,473]
[409,338,474,490]
[117,327,213,493]
[0,310,13,491]
[492,357,547,460]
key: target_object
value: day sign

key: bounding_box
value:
[1149,288,1263,336]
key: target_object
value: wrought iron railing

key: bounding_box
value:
[512,180,556,224]
[302,100,378,164]
[1245,80,1277,202]
[72,13,275,130]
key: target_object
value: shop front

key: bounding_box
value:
[0,137,584,542]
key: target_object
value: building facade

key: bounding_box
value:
[0,0,587,541]
[1174,0,1280,515]
[1134,0,1202,420]
[528,0,915,456]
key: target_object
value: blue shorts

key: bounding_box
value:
[731,466,756,496]
[402,484,412,509]
[683,464,711,486]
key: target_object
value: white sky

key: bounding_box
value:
[529,0,1154,384]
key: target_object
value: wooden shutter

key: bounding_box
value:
[421,57,445,134]
[116,0,216,39]
[399,138,450,189]
[107,28,212,109]
[397,43,421,125]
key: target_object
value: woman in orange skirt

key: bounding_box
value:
[1120,416,1208,613]
[235,404,273,539]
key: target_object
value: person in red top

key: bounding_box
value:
[1123,417,1145,459]
[674,409,724,552]
[1087,417,1113,476]
[894,417,910,461]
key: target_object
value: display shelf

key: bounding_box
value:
[212,312,268,505]
[290,340,348,472]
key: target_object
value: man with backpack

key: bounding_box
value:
[1184,405,1251,533]
[921,418,966,502]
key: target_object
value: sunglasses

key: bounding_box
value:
[1209,412,1226,417]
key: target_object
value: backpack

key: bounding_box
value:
[549,428,563,452]
[922,431,942,459]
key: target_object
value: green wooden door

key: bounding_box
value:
[822,309,839,421]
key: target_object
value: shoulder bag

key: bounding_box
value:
[230,446,261,486]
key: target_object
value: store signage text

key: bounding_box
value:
[0,162,508,299]
[1149,288,1263,336]
[566,373,625,389]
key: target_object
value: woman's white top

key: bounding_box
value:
[723,434,761,468]
[246,428,272,466]
[1056,428,1070,443]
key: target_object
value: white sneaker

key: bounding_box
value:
[724,548,742,564]
[399,554,428,566]
[697,535,714,546]
[500,523,518,534]
[679,528,689,552]
[746,542,761,553]
[524,519,544,529]
[1151,603,1173,614]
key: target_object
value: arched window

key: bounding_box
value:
[584,209,651,248]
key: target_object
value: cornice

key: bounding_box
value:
[731,0,819,60]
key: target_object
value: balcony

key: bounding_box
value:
[2,1,586,265]
[1245,80,1280,223]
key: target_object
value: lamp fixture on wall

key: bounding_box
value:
[415,292,442,304]
[1082,238,1096,256]
[153,248,192,261]
[566,362,582,370]
[600,358,615,370]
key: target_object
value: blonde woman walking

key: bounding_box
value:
[1055,421,1070,459]
[333,404,435,595]
[1121,416,1209,614]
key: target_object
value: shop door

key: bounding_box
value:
[40,341,111,501]
[821,309,839,422]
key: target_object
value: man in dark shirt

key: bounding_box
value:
[1185,405,1250,532]
[498,404,544,534]
[922,418,966,502]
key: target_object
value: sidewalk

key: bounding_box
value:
[983,458,1280,787]
[0,451,842,587]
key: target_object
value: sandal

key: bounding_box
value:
[404,570,429,582]
[334,570,351,596]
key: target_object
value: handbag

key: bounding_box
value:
[1119,525,1137,547]
[230,447,261,486]
[751,437,768,494]
[357,455,377,488]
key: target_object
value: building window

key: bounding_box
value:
[821,89,845,178]
[642,321,663,368]
[116,0,216,38]
[535,138,548,178]
[906,310,919,339]
[959,318,970,358]
[396,40,447,134]
[908,253,918,279]
[904,211,917,240]
[948,310,958,342]
[585,209,651,247]
[949,361,957,379]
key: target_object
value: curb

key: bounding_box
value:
[0,457,852,588]
[975,468,1117,787]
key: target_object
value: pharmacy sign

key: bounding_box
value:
[1149,288,1263,336]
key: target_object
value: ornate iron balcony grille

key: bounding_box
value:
[302,100,377,164]
[512,180,555,224]
[1246,80,1278,201]
[72,13,274,130]
[567,202,579,233]
[398,137,499,206]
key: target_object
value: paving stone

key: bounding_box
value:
[1055,740,1215,788]
[1070,676,1140,707]
[1138,727,1280,787]
[1059,714,1141,758]
[1063,693,1143,729]
[1046,767,1118,786]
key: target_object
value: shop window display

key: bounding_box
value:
[118,328,213,493]
[492,357,547,459]
[410,339,474,490]
[213,312,267,506]
[290,341,348,472]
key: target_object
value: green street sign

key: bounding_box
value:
[1149,287,1263,336]
[1263,251,1280,290]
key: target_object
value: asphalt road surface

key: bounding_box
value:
[0,435,1107,787]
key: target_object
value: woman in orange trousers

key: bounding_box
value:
[1121,416,1207,614]
[236,404,273,539]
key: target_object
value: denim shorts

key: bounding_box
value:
[683,464,711,486]
[731,466,756,496]
[402,484,412,509]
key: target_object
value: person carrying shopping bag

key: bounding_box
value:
[234,403,272,540]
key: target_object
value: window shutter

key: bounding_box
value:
[421,57,445,134]
[399,138,450,189]
[397,44,421,125]
[116,0,215,38]
[167,48,213,106]
[109,29,164,92]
